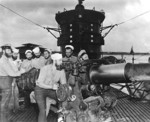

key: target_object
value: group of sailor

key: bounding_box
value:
[0,44,89,122]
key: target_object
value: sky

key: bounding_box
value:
[0,0,150,52]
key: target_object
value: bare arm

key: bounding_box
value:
[60,69,67,84]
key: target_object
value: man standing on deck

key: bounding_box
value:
[43,49,52,65]
[21,50,34,108]
[21,50,33,72]
[8,47,21,113]
[32,47,45,69]
[62,45,77,63]
[21,47,45,108]
[0,44,25,122]
[62,45,77,80]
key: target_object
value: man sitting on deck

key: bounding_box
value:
[34,53,67,122]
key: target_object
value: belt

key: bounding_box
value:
[36,85,56,91]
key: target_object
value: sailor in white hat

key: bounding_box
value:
[0,44,25,121]
[62,45,77,80]
[12,48,19,61]
[32,47,41,58]
[1,44,12,58]
[25,50,33,60]
[78,49,89,62]
[63,45,77,63]
[25,50,32,55]
[21,50,33,72]
[65,45,74,50]
[32,47,45,69]
[20,49,35,108]
[44,48,52,65]
[35,53,66,122]
[9,47,22,112]
[51,53,63,69]
[10,47,22,74]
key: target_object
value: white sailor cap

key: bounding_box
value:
[25,50,32,55]
[78,49,86,58]
[12,47,19,53]
[65,45,74,50]
[32,47,40,54]
[51,53,62,60]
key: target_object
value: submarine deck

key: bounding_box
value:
[8,87,150,122]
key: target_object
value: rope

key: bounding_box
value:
[102,10,150,37]
[0,3,58,39]
[1,3,150,39]
[0,3,44,29]
[116,10,150,26]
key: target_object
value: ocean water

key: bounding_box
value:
[103,54,150,64]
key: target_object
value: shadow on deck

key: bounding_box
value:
[8,106,58,122]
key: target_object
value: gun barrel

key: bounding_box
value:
[89,63,150,84]
[89,63,128,84]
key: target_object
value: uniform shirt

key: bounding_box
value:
[31,56,45,69]
[36,64,66,89]
[62,55,77,63]
[0,55,22,77]
[21,59,33,72]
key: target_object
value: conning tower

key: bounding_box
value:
[55,1,105,59]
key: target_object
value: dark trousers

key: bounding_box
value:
[0,76,13,122]
[34,86,58,122]
[24,89,32,108]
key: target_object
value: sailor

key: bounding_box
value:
[77,49,89,84]
[0,44,25,122]
[32,47,45,69]
[62,45,77,80]
[78,49,89,62]
[9,47,21,71]
[78,49,96,98]
[34,53,66,122]
[21,50,34,108]
[8,47,21,112]
[43,48,52,65]
[21,50,33,72]
[62,45,77,63]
